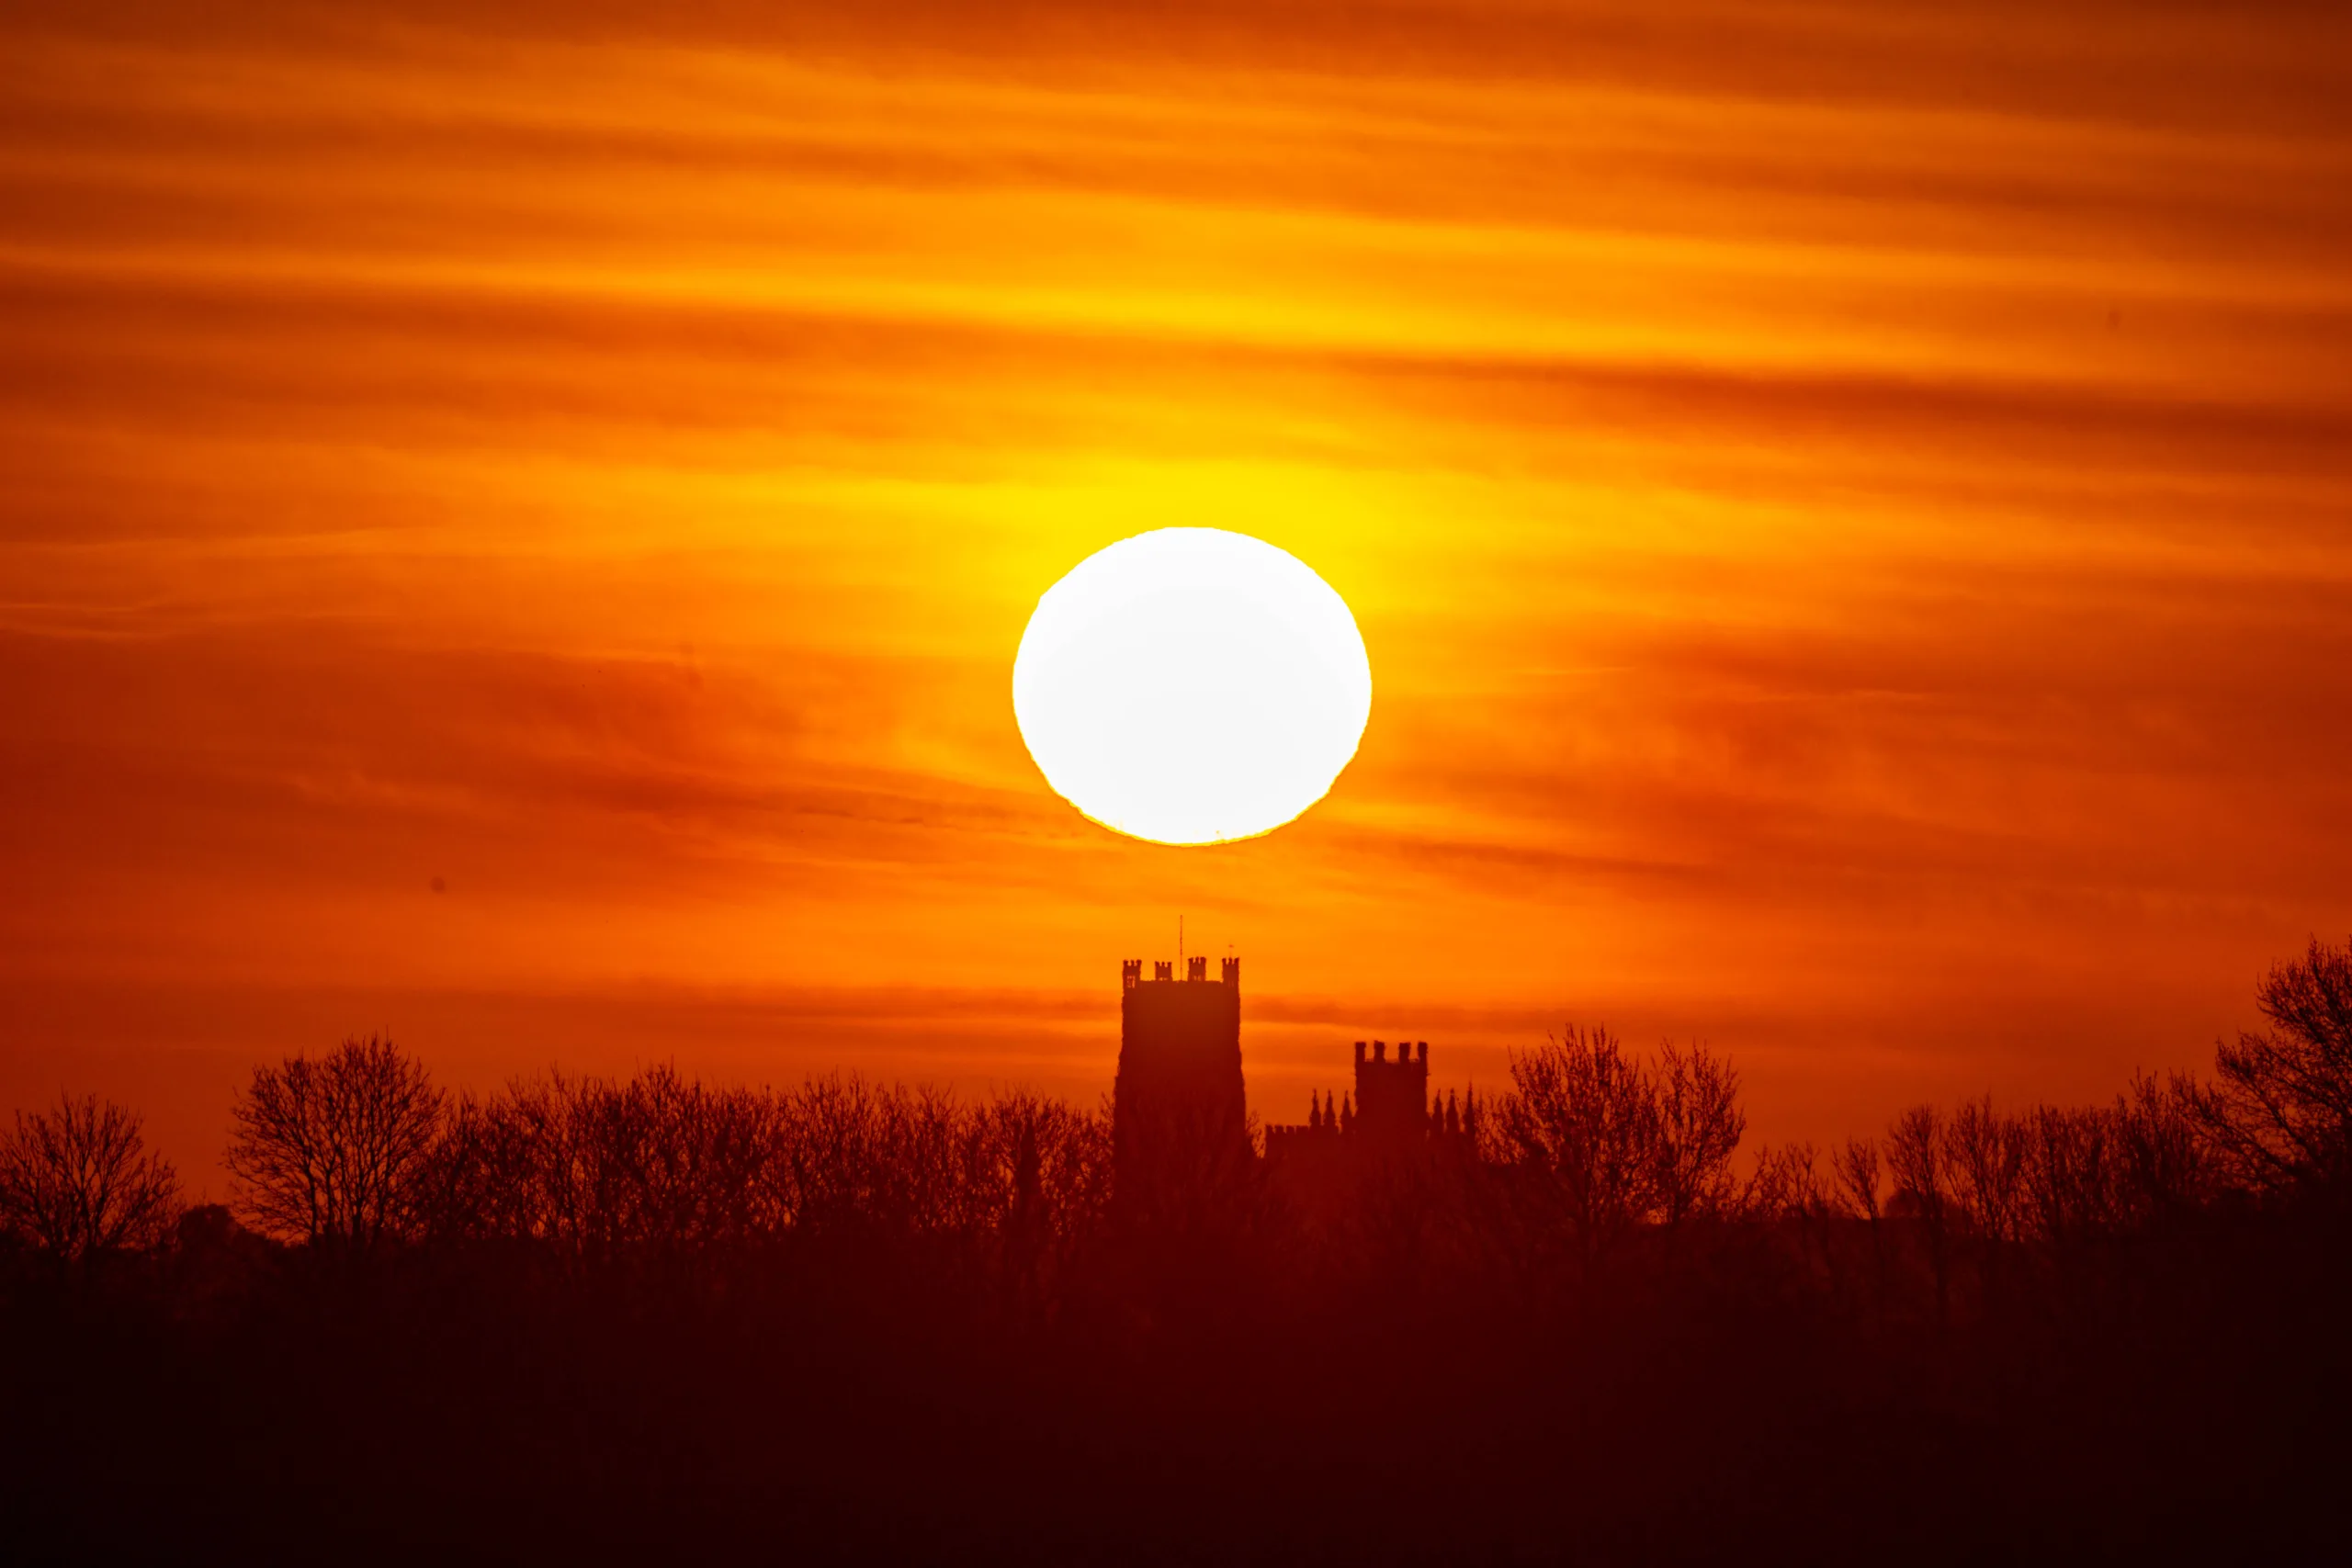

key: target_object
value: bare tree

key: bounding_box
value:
[1943,1096,2026,1247]
[1487,1029,1751,1269]
[1747,1141,1824,1216]
[2112,1070,2214,1224]
[978,1089,1113,1302]
[1885,1104,1952,1324]
[2019,1104,2120,1248]
[0,1093,181,1260]
[2200,934,2352,1198]
[777,1073,907,1235]
[1939,1096,2028,1315]
[225,1036,447,1248]
[412,1084,552,1247]
[1833,1136,1889,1322]
[1745,1141,1852,1298]
[1491,1027,1663,1267]
[1656,1042,1747,1229]
[1833,1137,1883,1225]
[506,1068,627,1255]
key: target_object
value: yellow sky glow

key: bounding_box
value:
[3,0,2348,1187]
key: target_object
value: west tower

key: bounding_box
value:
[1114,954,1249,1225]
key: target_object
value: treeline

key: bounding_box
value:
[3,939,2349,1563]
[11,935,2349,1273]
[236,1054,1113,1268]
[1,1055,1115,1275]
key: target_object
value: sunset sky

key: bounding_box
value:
[5,0,2349,1188]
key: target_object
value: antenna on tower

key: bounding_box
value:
[1178,915,1185,971]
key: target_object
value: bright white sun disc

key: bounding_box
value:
[1013,528,1373,845]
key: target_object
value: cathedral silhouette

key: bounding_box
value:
[1113,955,1477,1220]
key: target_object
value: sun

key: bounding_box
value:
[1012,527,1373,845]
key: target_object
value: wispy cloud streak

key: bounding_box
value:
[2,0,2347,1176]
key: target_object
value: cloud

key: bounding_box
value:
[1,0,2346,1157]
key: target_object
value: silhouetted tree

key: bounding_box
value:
[976,1090,1113,1300]
[1656,1042,1747,1229]
[1487,1028,1746,1269]
[402,1066,1118,1287]
[1490,1027,1661,1269]
[2201,934,2352,1200]
[1944,1096,2025,1245]
[1942,1095,2025,1313]
[1833,1135,1889,1321]
[1747,1140,1847,1295]
[1886,1104,1952,1323]
[2019,1103,2119,1250]
[225,1035,447,1248]
[1748,1139,1827,1215]
[497,1068,629,1254]
[779,1074,969,1237]
[0,1092,180,1260]
[1833,1136,1883,1225]
[2112,1070,2215,1225]
[594,1064,771,1251]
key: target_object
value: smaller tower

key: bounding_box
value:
[1351,1036,1429,1153]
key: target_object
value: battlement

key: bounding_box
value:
[1122,956,1239,987]
[1350,1039,1430,1148]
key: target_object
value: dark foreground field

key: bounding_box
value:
[6,1192,2346,1565]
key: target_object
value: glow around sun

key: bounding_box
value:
[1012,527,1373,846]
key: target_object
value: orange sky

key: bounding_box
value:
[5,0,2349,1191]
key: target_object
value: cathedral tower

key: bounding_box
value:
[1114,954,1249,1224]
